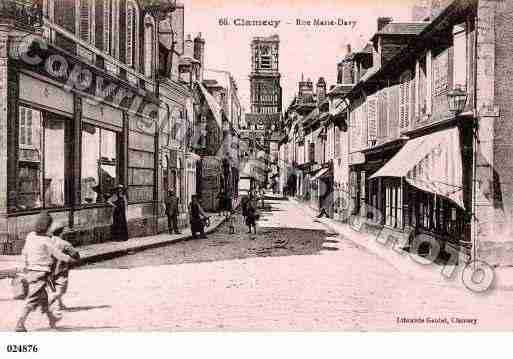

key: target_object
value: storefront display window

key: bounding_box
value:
[385,180,402,228]
[81,123,118,204]
[17,107,68,211]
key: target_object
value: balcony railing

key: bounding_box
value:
[0,0,43,28]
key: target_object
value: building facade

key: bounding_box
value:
[0,0,223,253]
[0,0,172,253]
[338,0,513,266]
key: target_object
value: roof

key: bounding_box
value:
[179,56,200,66]
[270,131,283,141]
[347,0,473,102]
[302,108,320,127]
[371,22,429,41]
[327,84,354,97]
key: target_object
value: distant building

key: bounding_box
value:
[244,35,283,187]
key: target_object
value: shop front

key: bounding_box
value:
[2,38,159,254]
[368,126,471,258]
[310,165,334,217]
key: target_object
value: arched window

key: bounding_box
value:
[126,0,140,69]
[144,15,156,78]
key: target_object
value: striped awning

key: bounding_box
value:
[311,167,330,181]
[198,83,223,131]
[369,127,464,209]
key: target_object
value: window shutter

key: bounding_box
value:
[26,110,32,146]
[79,0,90,42]
[410,77,416,125]
[361,171,366,200]
[126,3,133,67]
[144,22,154,78]
[368,97,377,142]
[103,0,111,53]
[399,81,405,129]
[19,107,26,146]
[399,72,411,130]
[335,127,341,158]
[404,78,410,129]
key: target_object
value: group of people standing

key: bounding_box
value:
[165,189,209,239]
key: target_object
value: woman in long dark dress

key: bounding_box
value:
[109,185,129,241]
[189,195,209,239]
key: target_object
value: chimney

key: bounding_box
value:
[337,63,343,84]
[194,32,205,82]
[377,17,393,32]
[316,77,326,107]
[184,34,194,58]
[346,44,352,56]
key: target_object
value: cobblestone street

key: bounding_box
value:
[2,198,513,331]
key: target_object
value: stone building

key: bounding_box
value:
[0,0,199,253]
[339,0,513,265]
[243,35,283,189]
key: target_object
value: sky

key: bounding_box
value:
[183,0,418,114]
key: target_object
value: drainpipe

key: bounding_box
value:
[471,14,479,264]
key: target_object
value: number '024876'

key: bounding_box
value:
[6,344,39,353]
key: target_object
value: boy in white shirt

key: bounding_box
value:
[15,212,76,332]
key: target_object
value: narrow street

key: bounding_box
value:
[1,198,513,331]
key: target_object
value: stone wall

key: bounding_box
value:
[476,0,513,266]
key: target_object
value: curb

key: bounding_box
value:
[290,198,513,292]
[74,215,228,267]
[0,213,231,277]
[289,198,470,289]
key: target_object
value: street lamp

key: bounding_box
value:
[447,86,468,115]
[368,134,377,148]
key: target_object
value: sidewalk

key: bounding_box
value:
[0,211,229,279]
[291,198,513,292]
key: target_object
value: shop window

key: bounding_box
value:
[384,180,402,228]
[16,107,68,211]
[413,189,464,241]
[81,124,118,204]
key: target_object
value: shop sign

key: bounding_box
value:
[13,37,158,122]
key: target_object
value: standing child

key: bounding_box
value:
[245,199,258,235]
[48,222,80,314]
[227,210,236,234]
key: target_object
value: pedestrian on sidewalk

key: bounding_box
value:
[245,198,258,235]
[14,212,76,332]
[224,191,233,217]
[48,222,80,314]
[108,185,129,241]
[189,195,209,239]
[165,189,181,235]
[317,207,330,218]
[217,188,226,216]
